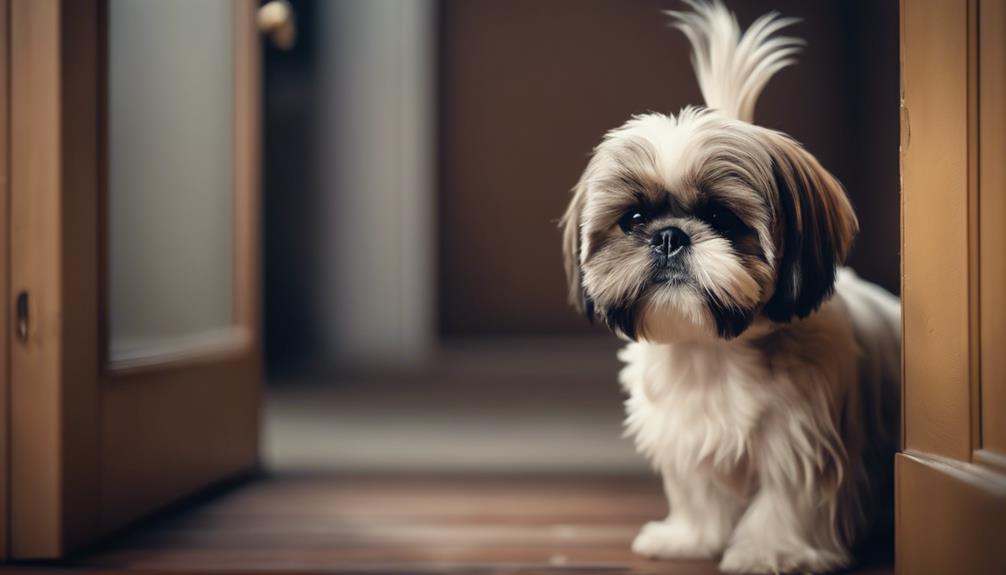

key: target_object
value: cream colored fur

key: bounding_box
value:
[622,269,899,573]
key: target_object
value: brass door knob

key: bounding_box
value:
[258,0,296,50]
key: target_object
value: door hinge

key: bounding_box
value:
[16,291,28,343]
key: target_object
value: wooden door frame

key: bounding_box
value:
[899,0,1006,573]
[9,0,261,558]
[10,0,101,556]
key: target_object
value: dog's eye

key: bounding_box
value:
[619,210,648,234]
[708,205,740,233]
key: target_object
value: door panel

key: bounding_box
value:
[9,0,261,557]
[107,0,236,366]
[101,359,259,533]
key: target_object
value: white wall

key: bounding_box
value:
[316,0,435,366]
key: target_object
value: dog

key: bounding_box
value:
[559,1,900,572]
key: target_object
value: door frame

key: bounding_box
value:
[10,0,101,556]
[899,0,1006,572]
[8,0,261,557]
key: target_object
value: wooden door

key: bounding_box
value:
[9,0,262,557]
[899,0,1006,573]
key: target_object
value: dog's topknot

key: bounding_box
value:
[667,0,804,124]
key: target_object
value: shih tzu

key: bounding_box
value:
[560,1,900,573]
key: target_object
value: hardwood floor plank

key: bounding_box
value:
[5,473,891,574]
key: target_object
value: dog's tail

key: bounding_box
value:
[667,0,803,123]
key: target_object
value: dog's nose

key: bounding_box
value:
[650,226,690,257]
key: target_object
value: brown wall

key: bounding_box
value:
[438,0,900,338]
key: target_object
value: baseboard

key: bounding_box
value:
[895,451,1006,575]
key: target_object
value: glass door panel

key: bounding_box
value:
[107,0,236,365]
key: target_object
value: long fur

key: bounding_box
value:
[559,2,900,573]
[668,0,804,123]
[622,271,899,572]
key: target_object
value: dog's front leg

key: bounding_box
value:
[719,480,850,574]
[632,466,743,559]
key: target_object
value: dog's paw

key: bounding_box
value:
[719,541,849,574]
[630,520,722,560]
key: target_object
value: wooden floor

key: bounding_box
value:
[11,473,895,575]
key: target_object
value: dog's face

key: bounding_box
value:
[562,108,858,342]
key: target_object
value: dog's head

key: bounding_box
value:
[560,2,857,342]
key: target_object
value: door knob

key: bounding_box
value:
[258,0,296,50]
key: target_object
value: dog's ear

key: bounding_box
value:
[762,130,858,322]
[559,174,595,321]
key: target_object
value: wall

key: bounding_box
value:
[264,0,435,371]
[438,0,900,338]
[316,0,435,366]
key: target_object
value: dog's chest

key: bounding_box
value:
[619,342,771,475]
